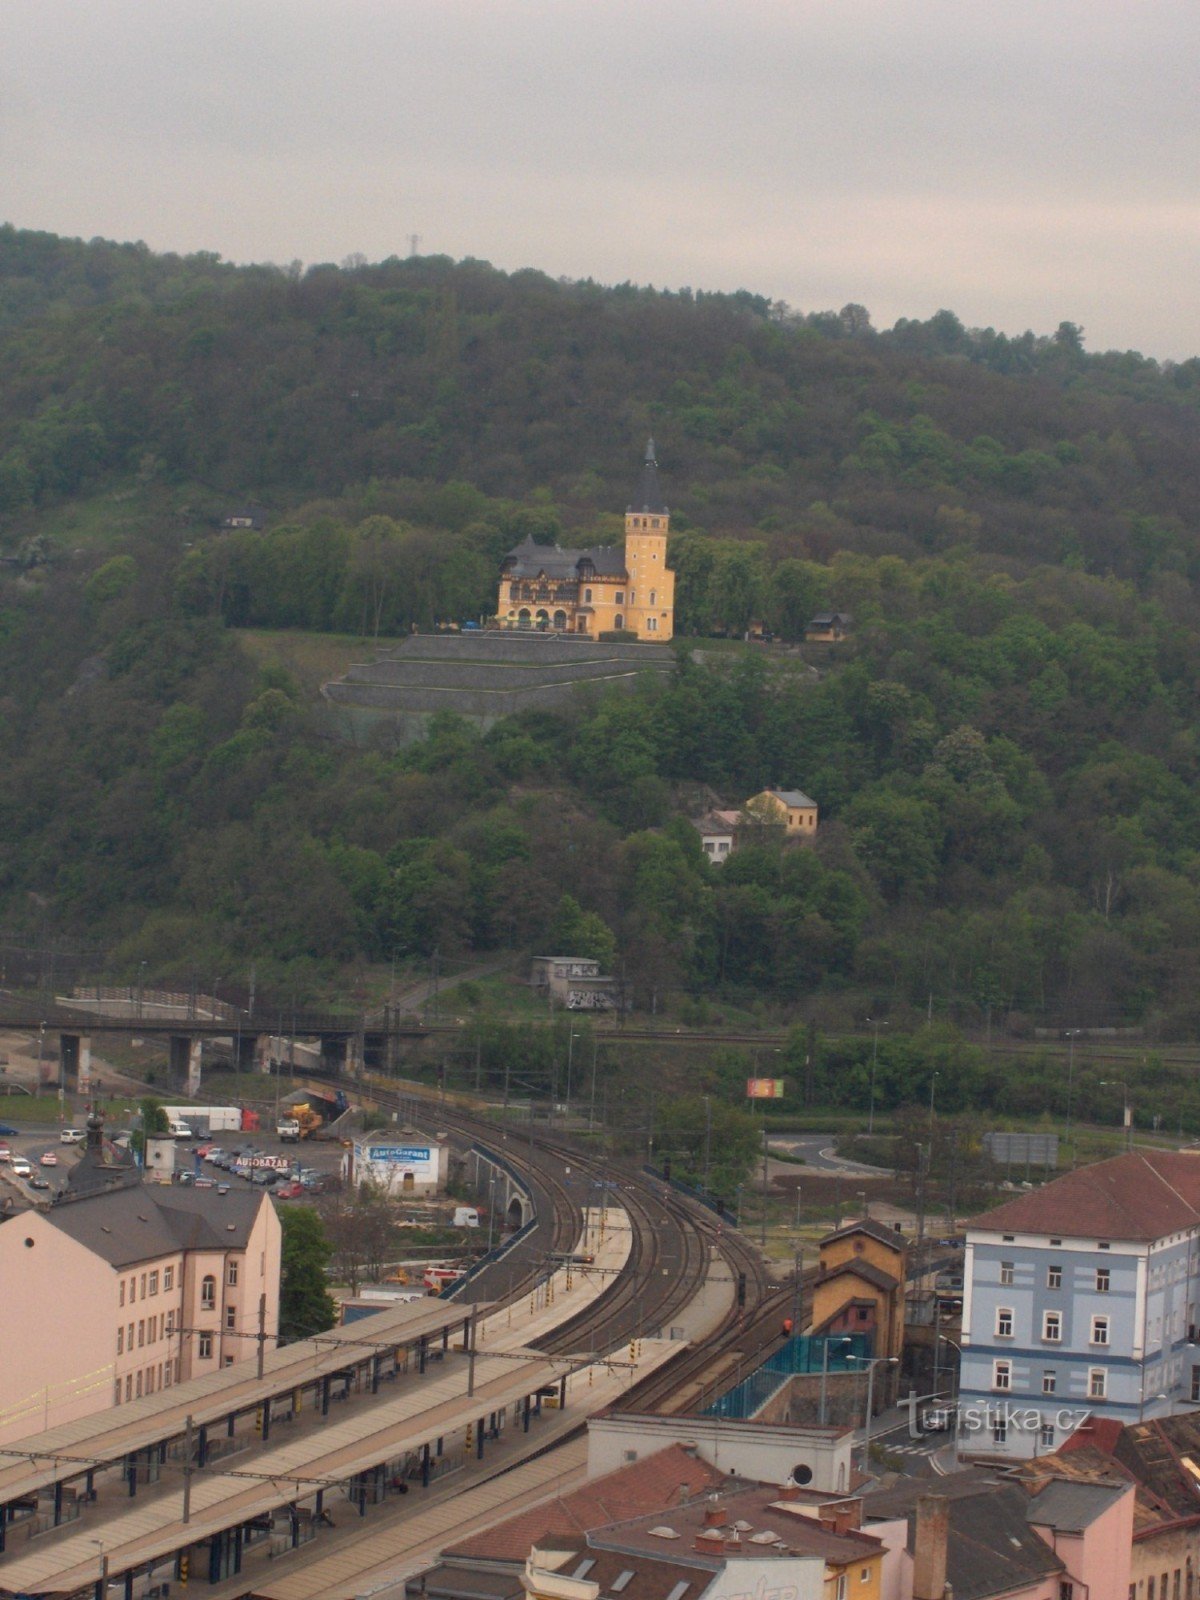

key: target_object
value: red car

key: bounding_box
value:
[273,1181,305,1200]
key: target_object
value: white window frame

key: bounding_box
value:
[1042,1370,1057,1394]
[1096,1267,1110,1293]
[1043,1310,1062,1343]
[993,1360,1012,1392]
[1088,1367,1107,1399]
[996,1307,1014,1338]
[1000,1261,1014,1285]
[1091,1315,1110,1346]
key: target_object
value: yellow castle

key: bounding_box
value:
[495,441,676,640]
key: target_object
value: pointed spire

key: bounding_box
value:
[628,438,668,515]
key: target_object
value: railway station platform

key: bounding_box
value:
[0,1206,676,1600]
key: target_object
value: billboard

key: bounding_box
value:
[983,1131,1059,1169]
[746,1078,786,1099]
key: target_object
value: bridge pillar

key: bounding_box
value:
[168,1036,203,1097]
[235,1033,256,1072]
[58,1033,93,1093]
[344,1035,362,1079]
[319,1036,344,1076]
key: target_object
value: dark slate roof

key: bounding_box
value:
[1025,1478,1129,1533]
[814,1258,900,1294]
[767,789,818,810]
[500,537,626,581]
[65,1136,140,1199]
[46,1183,267,1268]
[627,440,668,516]
[821,1217,905,1254]
[967,1151,1200,1241]
[866,1476,1062,1600]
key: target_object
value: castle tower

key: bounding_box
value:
[623,439,676,641]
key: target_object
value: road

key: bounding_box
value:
[770,1133,891,1176]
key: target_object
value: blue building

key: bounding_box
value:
[960,1152,1200,1459]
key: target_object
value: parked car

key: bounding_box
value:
[39,1152,58,1167]
[60,1128,85,1145]
[204,1148,228,1166]
[273,1181,305,1200]
[0,1124,20,1138]
[0,1145,11,1164]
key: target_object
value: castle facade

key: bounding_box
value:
[495,442,676,641]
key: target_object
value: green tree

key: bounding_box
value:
[278,1206,336,1342]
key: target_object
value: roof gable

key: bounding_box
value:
[968,1152,1200,1241]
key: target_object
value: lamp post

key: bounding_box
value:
[90,1539,108,1600]
[928,1071,940,1136]
[819,1336,852,1425]
[565,1030,580,1119]
[588,1036,600,1131]
[1101,1080,1133,1152]
[935,1334,962,1402]
[702,1095,713,1191]
[1064,1029,1081,1154]
[850,1354,899,1472]
[866,1017,887,1136]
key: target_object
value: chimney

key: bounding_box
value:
[912,1496,950,1600]
[703,1504,727,1528]
[779,1482,801,1502]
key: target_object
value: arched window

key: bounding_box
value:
[649,590,656,605]
[614,615,624,630]
[552,610,567,630]
[518,608,531,630]
[200,1275,216,1310]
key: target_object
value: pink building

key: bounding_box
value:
[0,1181,280,1443]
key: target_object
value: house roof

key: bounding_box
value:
[1024,1478,1130,1533]
[966,1152,1200,1242]
[693,813,736,838]
[592,1485,884,1569]
[863,1475,1063,1600]
[532,1545,710,1600]
[765,789,818,810]
[821,1218,905,1254]
[807,613,851,627]
[814,1259,901,1295]
[500,537,626,582]
[1055,1412,1200,1530]
[444,1445,728,1564]
[44,1182,267,1268]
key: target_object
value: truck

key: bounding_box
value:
[282,1090,350,1140]
[277,1118,301,1142]
[161,1105,244,1135]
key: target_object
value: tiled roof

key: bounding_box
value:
[767,789,817,810]
[1059,1412,1200,1530]
[444,1446,727,1563]
[967,1151,1200,1241]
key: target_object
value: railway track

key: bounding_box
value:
[354,1082,783,1405]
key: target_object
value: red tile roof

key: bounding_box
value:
[445,1445,728,1562]
[967,1152,1200,1241]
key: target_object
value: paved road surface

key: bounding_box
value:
[770,1133,891,1176]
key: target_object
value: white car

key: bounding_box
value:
[10,1158,32,1178]
[60,1128,85,1145]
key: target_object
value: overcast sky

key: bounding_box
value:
[4,1,1197,357]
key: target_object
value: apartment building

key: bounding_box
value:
[960,1152,1200,1460]
[0,1180,280,1443]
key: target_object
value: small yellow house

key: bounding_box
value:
[744,788,819,837]
[811,1218,907,1365]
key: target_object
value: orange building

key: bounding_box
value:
[495,442,676,640]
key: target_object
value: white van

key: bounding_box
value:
[453,1206,480,1228]
[167,1119,194,1139]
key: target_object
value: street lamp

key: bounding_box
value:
[90,1539,108,1600]
[1101,1080,1133,1152]
[849,1354,899,1472]
[702,1095,713,1190]
[928,1071,940,1135]
[866,1018,887,1136]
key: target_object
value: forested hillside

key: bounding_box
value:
[2,226,1200,1043]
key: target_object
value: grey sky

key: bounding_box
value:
[5,0,1198,357]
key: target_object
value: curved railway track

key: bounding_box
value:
[355,1084,781,1402]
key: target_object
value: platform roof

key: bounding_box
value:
[0,1348,565,1598]
[0,1299,478,1507]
